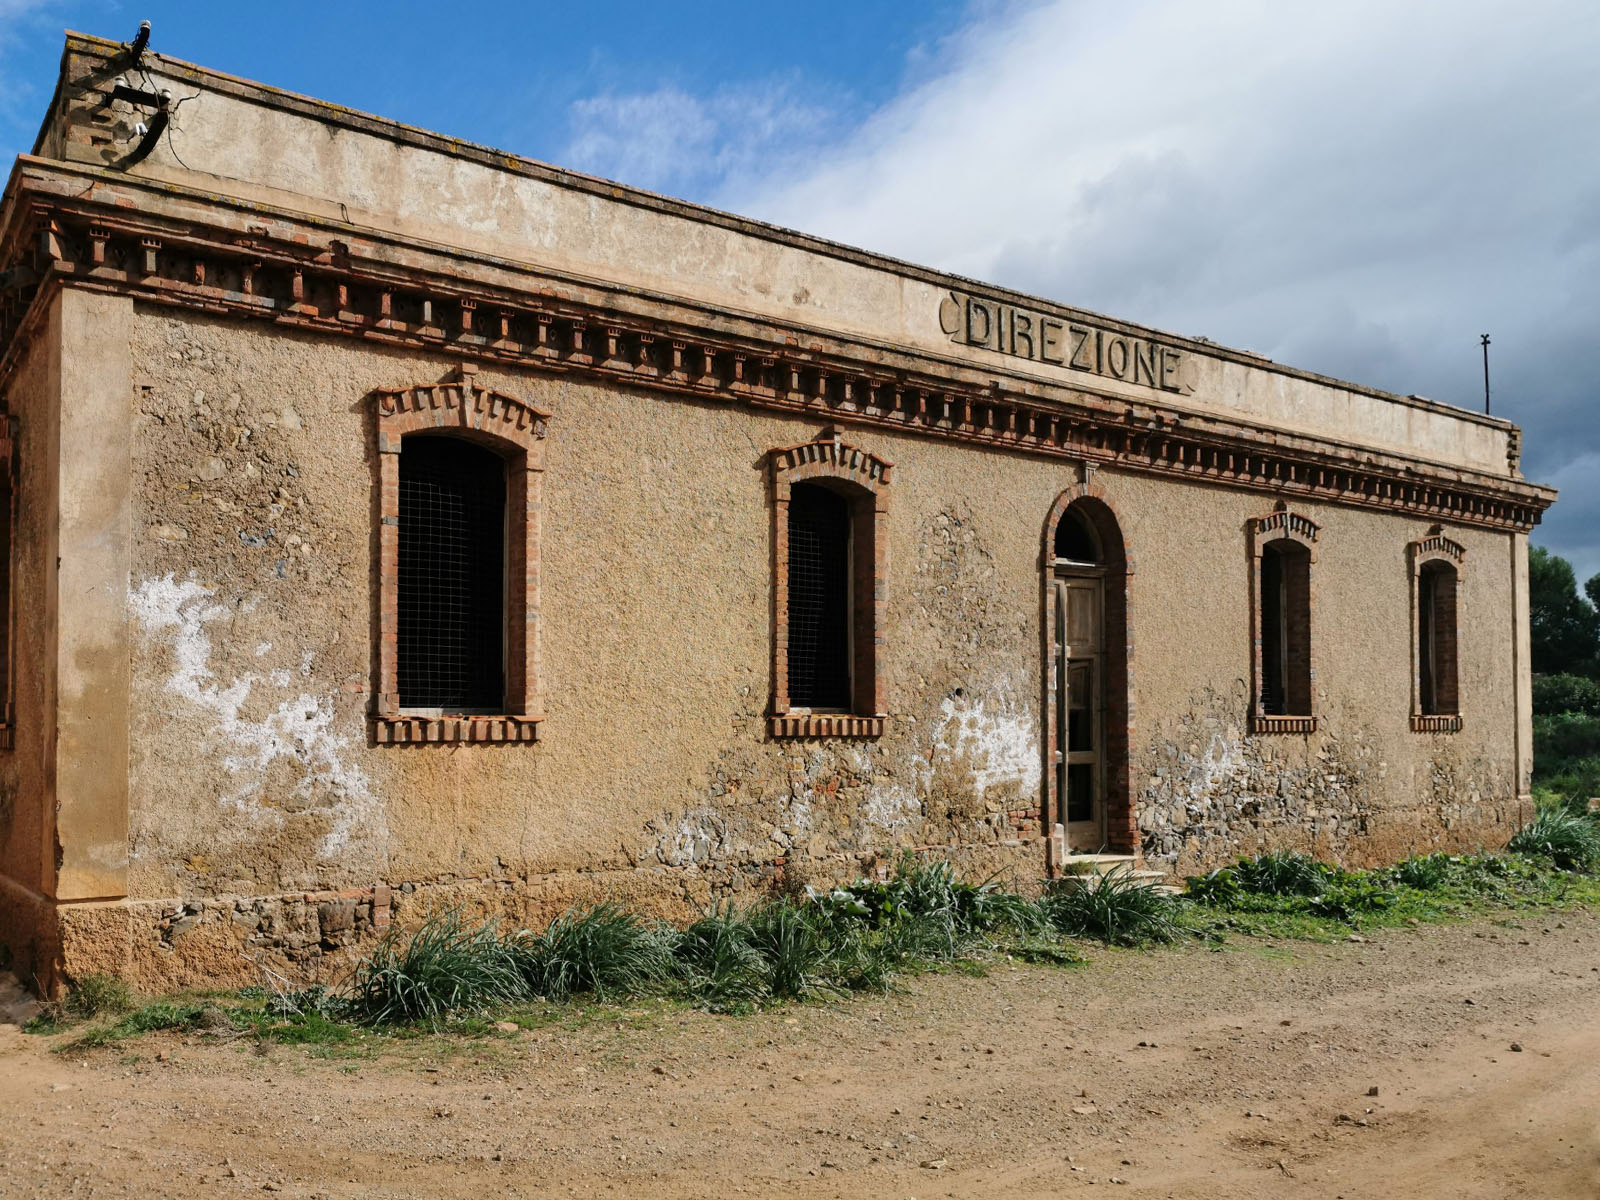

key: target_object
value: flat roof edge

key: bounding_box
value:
[54,30,1518,436]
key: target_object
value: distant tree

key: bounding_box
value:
[1530,546,1600,678]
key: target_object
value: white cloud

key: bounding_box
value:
[560,79,838,199]
[725,0,1600,577]
[559,1,1597,575]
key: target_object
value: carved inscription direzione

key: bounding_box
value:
[939,291,1188,394]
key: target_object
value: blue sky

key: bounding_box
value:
[2,1,1596,584]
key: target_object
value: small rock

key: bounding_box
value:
[920,1158,948,1170]
[1510,1042,1523,1052]
[1366,1086,1379,1097]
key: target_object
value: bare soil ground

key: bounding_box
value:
[3,911,1598,1199]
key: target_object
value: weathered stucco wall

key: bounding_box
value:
[56,303,1524,989]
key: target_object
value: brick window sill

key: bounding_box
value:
[768,714,886,740]
[1250,714,1318,735]
[372,715,542,745]
[1411,714,1463,734]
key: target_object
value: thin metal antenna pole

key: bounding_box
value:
[1481,333,1491,415]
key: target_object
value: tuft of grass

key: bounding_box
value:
[56,1002,210,1052]
[66,973,135,1020]
[1038,865,1180,946]
[348,909,525,1026]
[742,900,842,1000]
[671,902,770,1011]
[1507,809,1600,873]
[511,903,674,1002]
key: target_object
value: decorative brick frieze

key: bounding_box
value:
[1250,714,1319,735]
[371,364,549,745]
[768,432,891,740]
[0,183,1554,535]
[766,714,886,739]
[1410,714,1463,734]
[372,715,542,744]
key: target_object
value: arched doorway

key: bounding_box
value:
[1042,492,1132,863]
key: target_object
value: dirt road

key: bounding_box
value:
[3,911,1598,1198]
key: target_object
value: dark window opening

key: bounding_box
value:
[1055,507,1101,563]
[787,482,852,709]
[1419,561,1459,715]
[1259,540,1311,716]
[398,435,506,710]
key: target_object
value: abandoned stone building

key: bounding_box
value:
[0,31,1556,991]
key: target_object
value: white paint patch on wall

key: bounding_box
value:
[128,574,383,860]
[930,684,1038,798]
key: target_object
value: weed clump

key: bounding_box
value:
[1038,865,1180,946]
[65,973,135,1020]
[1507,809,1600,873]
[511,904,674,1002]
[348,909,523,1025]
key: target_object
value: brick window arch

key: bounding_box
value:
[371,364,549,744]
[1250,504,1318,734]
[767,431,891,739]
[1411,526,1465,732]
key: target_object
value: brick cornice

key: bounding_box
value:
[0,173,1555,534]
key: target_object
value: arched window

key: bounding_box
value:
[786,482,853,711]
[768,433,892,739]
[372,365,549,744]
[1258,540,1311,717]
[1411,528,1465,732]
[1249,506,1318,733]
[1054,506,1101,564]
[1417,561,1459,716]
[397,435,506,711]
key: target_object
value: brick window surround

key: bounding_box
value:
[371,364,549,745]
[1410,526,1465,733]
[1041,480,1135,861]
[1249,503,1319,735]
[768,432,891,739]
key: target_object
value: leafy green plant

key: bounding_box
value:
[1508,809,1600,872]
[1232,851,1332,896]
[348,909,525,1025]
[511,903,674,1002]
[1038,866,1180,946]
[1389,852,1452,890]
[1184,866,1243,906]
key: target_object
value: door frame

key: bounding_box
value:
[1040,486,1134,874]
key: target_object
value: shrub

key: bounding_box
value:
[348,909,525,1025]
[1533,673,1600,717]
[1507,810,1600,873]
[1038,866,1180,946]
[511,903,674,1002]
[65,973,135,1019]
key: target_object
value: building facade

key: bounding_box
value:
[0,34,1555,991]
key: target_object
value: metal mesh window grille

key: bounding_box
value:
[398,436,506,710]
[787,484,852,709]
